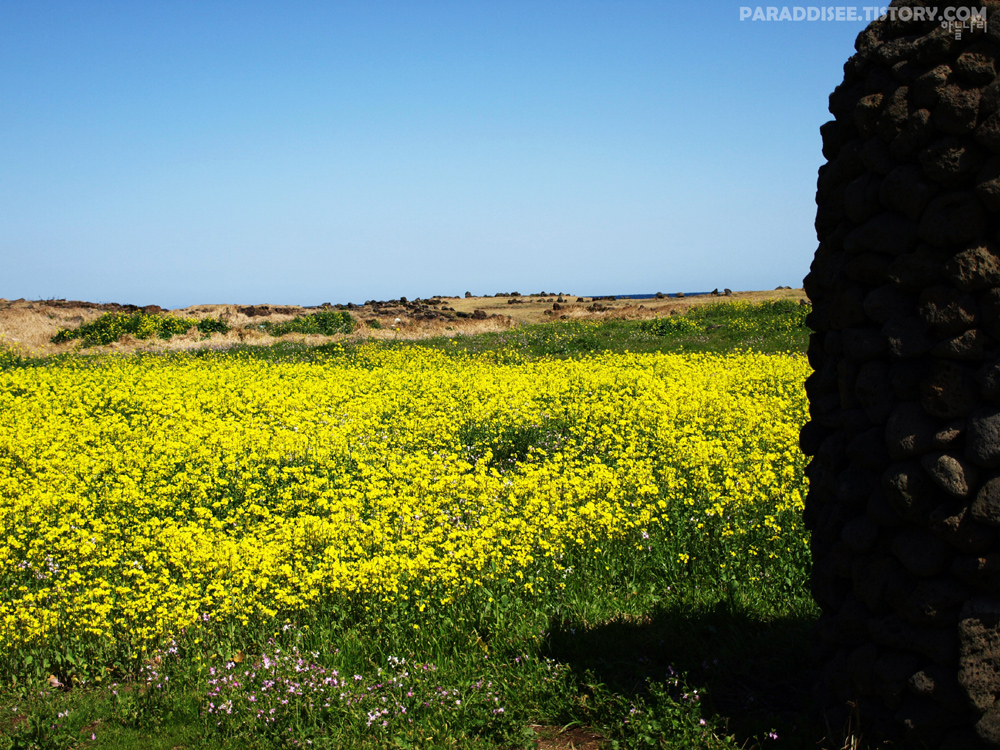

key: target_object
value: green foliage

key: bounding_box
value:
[50,312,196,347]
[0,685,108,750]
[639,300,809,345]
[640,316,703,336]
[1,701,78,750]
[196,317,231,336]
[458,417,569,471]
[0,339,24,370]
[597,676,741,749]
[687,299,810,331]
[50,312,235,347]
[158,299,814,368]
[393,300,812,360]
[202,643,534,748]
[255,310,356,337]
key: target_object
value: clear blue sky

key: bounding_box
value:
[1,2,877,307]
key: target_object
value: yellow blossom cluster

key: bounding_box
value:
[0,347,808,658]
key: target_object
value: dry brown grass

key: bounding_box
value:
[0,288,807,357]
[447,287,807,326]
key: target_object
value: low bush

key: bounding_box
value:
[196,317,231,336]
[51,311,195,347]
[255,309,355,337]
[51,312,234,347]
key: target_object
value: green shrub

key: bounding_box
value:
[50,312,240,347]
[196,317,231,336]
[258,310,355,337]
[156,315,195,340]
[50,311,197,347]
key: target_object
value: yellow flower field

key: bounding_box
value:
[0,347,809,664]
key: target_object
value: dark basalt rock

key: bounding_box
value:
[956,43,999,86]
[945,243,1000,291]
[968,408,1000,469]
[883,317,933,357]
[864,284,915,324]
[891,526,951,577]
[920,137,984,185]
[920,361,979,419]
[886,402,940,460]
[921,451,979,498]
[883,461,937,523]
[981,361,1000,404]
[807,10,1000,746]
[919,192,987,247]
[981,289,1000,339]
[845,212,919,254]
[931,329,989,360]
[930,504,996,554]
[977,111,1000,153]
[976,158,1000,211]
[972,477,1000,527]
[932,84,982,135]
[887,244,946,290]
[881,164,939,220]
[919,286,979,337]
[959,598,1000,711]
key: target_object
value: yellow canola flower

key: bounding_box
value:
[0,347,808,657]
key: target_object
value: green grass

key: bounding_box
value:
[2,549,819,750]
[0,301,831,750]
[0,341,23,370]
[220,299,808,365]
[32,300,809,366]
[362,301,810,360]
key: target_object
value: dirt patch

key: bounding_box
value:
[531,724,606,750]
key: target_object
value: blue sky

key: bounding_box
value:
[1,2,879,307]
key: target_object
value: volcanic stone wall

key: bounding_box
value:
[803,4,1000,747]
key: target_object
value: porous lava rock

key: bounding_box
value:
[805,3,1000,747]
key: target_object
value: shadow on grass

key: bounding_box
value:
[542,599,828,748]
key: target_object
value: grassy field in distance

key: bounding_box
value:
[0,288,807,357]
